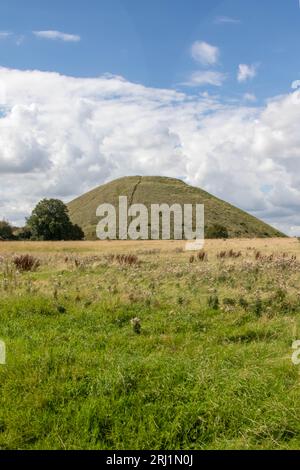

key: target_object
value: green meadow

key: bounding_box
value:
[0,238,300,450]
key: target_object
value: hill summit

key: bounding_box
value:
[67,176,285,240]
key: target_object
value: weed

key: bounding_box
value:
[238,297,249,310]
[217,250,241,259]
[197,251,208,262]
[130,317,141,334]
[13,254,40,272]
[223,297,236,307]
[116,254,139,266]
[252,298,263,317]
[207,295,219,310]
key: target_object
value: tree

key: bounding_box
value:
[206,224,229,239]
[0,220,14,240]
[13,226,32,240]
[67,223,85,241]
[27,199,84,241]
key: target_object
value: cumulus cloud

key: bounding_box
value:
[0,67,300,234]
[183,71,226,87]
[237,64,258,83]
[33,30,81,42]
[191,41,219,66]
[291,80,300,90]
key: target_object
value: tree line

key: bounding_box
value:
[0,199,84,241]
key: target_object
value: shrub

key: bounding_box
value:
[206,224,229,239]
[13,254,40,272]
[68,223,85,241]
[14,226,32,240]
[0,220,14,240]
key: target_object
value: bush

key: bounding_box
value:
[67,223,85,241]
[13,254,40,272]
[0,220,14,240]
[206,224,229,239]
[14,226,32,240]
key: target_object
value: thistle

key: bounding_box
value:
[130,317,141,334]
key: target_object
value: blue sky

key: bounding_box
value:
[1,0,300,235]
[1,0,300,100]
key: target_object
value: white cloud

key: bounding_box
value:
[237,64,258,83]
[243,93,257,102]
[291,80,300,90]
[214,16,241,24]
[33,30,81,42]
[191,41,219,66]
[0,32,12,39]
[0,32,25,46]
[15,35,25,46]
[1,67,300,234]
[183,71,226,87]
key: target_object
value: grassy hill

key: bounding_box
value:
[68,176,285,239]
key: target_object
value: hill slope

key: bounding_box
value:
[68,176,285,239]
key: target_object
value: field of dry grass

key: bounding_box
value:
[0,237,297,255]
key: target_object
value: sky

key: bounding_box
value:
[1,0,300,235]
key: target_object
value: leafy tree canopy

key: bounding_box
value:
[27,199,84,241]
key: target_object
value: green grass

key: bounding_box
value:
[0,242,300,449]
